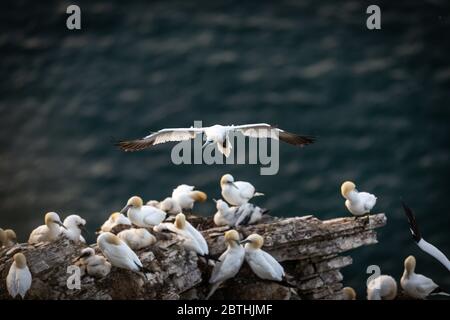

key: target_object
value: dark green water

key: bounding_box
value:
[1,0,449,297]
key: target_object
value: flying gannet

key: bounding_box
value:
[401,255,449,299]
[366,275,397,300]
[207,230,245,299]
[121,196,167,227]
[6,253,32,299]
[220,174,264,206]
[213,199,269,227]
[240,234,285,282]
[402,201,450,272]
[28,212,66,244]
[116,123,315,157]
[341,181,377,217]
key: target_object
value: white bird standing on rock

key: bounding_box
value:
[402,202,450,272]
[1,228,17,247]
[220,174,264,206]
[97,232,147,273]
[100,212,131,233]
[116,123,315,157]
[172,185,207,213]
[117,228,157,250]
[213,199,268,227]
[121,196,167,227]
[6,253,32,299]
[340,181,377,217]
[207,230,245,299]
[240,234,285,282]
[28,212,66,244]
[401,255,449,299]
[62,215,87,243]
[154,213,209,256]
[366,275,397,300]
[75,247,111,278]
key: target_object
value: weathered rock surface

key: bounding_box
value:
[0,213,386,300]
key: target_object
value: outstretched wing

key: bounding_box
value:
[232,123,315,146]
[116,128,204,152]
[402,201,422,242]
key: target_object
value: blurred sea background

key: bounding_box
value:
[1,0,449,297]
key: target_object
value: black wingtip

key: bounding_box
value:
[401,200,422,242]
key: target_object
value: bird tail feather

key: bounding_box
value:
[254,192,264,197]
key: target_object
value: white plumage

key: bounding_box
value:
[100,212,131,233]
[117,228,156,250]
[341,181,377,216]
[28,212,66,244]
[62,214,86,243]
[241,234,285,281]
[77,248,111,278]
[367,275,397,300]
[97,232,144,272]
[213,199,267,227]
[220,174,264,206]
[6,253,32,299]
[171,185,207,212]
[121,196,167,227]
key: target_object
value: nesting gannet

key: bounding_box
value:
[1,228,17,247]
[97,232,146,273]
[342,287,356,300]
[116,123,315,157]
[366,275,397,300]
[213,199,268,227]
[121,196,167,227]
[62,215,86,243]
[100,212,131,233]
[75,248,111,278]
[117,228,156,250]
[172,185,207,213]
[6,253,32,299]
[401,255,449,299]
[340,181,377,216]
[220,174,264,206]
[159,197,182,214]
[240,234,285,281]
[206,230,245,299]
[28,212,66,244]
[154,213,209,256]
[402,202,450,272]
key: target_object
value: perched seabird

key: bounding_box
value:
[220,174,264,206]
[213,199,268,227]
[97,232,146,273]
[240,234,285,281]
[116,123,315,157]
[6,253,32,299]
[75,247,111,278]
[207,230,245,299]
[121,196,167,227]
[28,212,66,244]
[1,228,17,247]
[62,215,87,243]
[366,275,397,300]
[402,202,450,271]
[401,255,449,299]
[100,212,131,233]
[172,185,207,213]
[117,228,156,250]
[342,287,356,300]
[154,213,209,256]
[341,181,377,216]
[158,197,182,214]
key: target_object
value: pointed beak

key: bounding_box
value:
[79,224,89,235]
[239,239,251,244]
[72,251,90,263]
[234,240,241,245]
[213,199,217,203]
[120,204,131,214]
[56,221,67,229]
[231,182,239,189]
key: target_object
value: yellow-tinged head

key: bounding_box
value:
[45,212,64,228]
[99,232,122,246]
[341,181,356,198]
[342,287,356,300]
[13,253,27,268]
[224,230,240,244]
[127,196,143,208]
[404,255,416,274]
[175,213,186,230]
[220,174,234,186]
[110,212,122,222]
[5,229,17,243]
[191,191,207,202]
[0,228,6,245]
[241,233,264,249]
